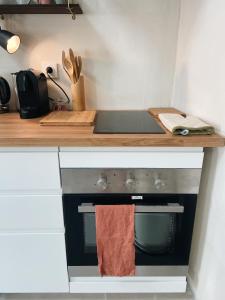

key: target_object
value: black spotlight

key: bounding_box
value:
[0,27,20,54]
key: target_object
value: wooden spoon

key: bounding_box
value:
[62,50,72,80]
[63,53,76,84]
[69,48,79,83]
[76,55,82,78]
[70,54,82,80]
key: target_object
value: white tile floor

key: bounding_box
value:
[0,292,194,300]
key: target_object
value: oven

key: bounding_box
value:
[61,168,201,278]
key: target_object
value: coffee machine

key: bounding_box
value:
[16,69,49,119]
[0,77,10,113]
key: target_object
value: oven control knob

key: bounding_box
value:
[154,178,166,190]
[126,175,136,190]
[97,176,108,191]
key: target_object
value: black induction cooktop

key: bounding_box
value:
[94,111,165,134]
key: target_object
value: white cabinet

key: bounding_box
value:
[0,152,61,194]
[0,195,64,231]
[0,233,69,293]
[0,148,69,293]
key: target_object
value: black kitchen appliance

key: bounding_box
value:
[16,69,49,119]
[61,168,201,278]
[0,76,11,113]
[94,111,165,134]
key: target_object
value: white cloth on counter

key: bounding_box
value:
[158,113,215,136]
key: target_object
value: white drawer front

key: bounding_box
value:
[0,195,64,231]
[0,233,69,293]
[0,152,61,194]
[60,151,204,169]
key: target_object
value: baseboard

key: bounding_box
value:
[69,277,187,294]
[187,273,197,299]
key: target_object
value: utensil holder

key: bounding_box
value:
[71,75,85,111]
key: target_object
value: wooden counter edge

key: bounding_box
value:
[0,112,224,147]
[0,134,224,147]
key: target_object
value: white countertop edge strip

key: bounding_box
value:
[0,146,203,153]
[60,147,203,153]
[0,147,59,152]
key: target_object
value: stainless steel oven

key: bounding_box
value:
[62,168,201,278]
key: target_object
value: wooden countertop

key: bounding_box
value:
[0,112,224,147]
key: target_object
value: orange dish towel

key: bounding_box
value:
[95,205,135,276]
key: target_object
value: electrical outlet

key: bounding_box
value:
[41,62,58,79]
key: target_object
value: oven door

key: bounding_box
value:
[63,194,196,270]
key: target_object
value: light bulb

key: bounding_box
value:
[7,35,20,54]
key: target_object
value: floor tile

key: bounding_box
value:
[155,292,193,300]
[106,292,194,300]
[106,294,155,300]
[2,292,194,300]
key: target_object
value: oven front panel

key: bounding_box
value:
[63,194,197,267]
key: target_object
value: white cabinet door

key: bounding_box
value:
[0,195,64,231]
[0,152,61,194]
[0,233,69,293]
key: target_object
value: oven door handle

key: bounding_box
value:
[78,204,184,214]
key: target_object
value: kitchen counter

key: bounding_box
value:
[0,110,217,294]
[0,112,224,147]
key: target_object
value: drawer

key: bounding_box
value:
[0,233,69,293]
[0,152,61,194]
[59,150,204,169]
[0,195,64,231]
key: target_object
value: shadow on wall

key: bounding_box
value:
[173,0,225,298]
[172,65,189,112]
[189,148,218,286]
[172,0,206,112]
[189,147,225,299]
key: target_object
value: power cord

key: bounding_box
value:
[67,0,76,20]
[46,67,70,105]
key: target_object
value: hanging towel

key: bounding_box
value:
[95,205,135,276]
[158,113,215,136]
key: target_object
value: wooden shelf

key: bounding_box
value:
[0,4,83,15]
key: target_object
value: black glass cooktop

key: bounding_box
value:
[94,111,165,134]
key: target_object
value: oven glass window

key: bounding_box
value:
[84,214,97,252]
[135,213,176,254]
[83,212,176,255]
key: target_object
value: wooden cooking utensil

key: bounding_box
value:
[61,49,85,111]
[69,48,79,83]
[62,50,71,80]
[75,51,81,78]
[76,55,82,78]
[62,51,76,83]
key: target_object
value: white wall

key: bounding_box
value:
[2,1,225,299]
[173,1,225,299]
[0,0,180,110]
